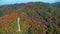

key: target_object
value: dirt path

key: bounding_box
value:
[18,16,21,32]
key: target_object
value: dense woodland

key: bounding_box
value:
[0,2,60,34]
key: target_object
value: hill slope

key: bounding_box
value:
[0,2,60,34]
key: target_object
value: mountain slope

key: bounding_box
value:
[0,2,60,34]
[52,2,60,9]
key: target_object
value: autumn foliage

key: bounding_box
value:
[0,2,60,34]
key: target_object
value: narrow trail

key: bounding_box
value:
[18,16,21,32]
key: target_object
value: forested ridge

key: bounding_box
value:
[0,2,60,34]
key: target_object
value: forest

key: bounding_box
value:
[0,2,60,34]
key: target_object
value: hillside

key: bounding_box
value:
[0,2,60,34]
